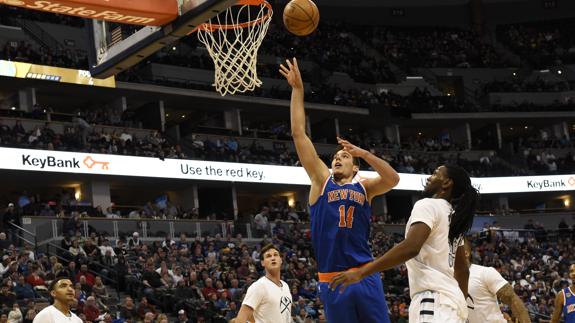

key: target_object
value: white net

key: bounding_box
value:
[197,1,272,96]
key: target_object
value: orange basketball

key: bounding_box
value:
[283,0,320,36]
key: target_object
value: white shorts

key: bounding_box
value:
[409,291,466,323]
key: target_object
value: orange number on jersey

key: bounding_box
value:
[338,205,355,228]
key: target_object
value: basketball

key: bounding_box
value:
[283,0,320,36]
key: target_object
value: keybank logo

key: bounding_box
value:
[526,179,566,190]
[22,154,80,169]
[21,154,110,171]
[83,156,110,170]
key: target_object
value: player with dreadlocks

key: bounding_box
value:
[330,165,479,323]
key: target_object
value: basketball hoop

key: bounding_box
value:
[195,0,273,96]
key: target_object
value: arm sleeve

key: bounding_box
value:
[242,282,264,310]
[483,267,509,295]
[408,199,438,231]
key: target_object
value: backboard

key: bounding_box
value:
[86,0,236,79]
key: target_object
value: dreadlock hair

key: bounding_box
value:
[445,165,479,245]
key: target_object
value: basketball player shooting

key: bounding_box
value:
[280,58,400,323]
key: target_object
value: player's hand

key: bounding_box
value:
[279,58,304,90]
[329,269,363,293]
[337,137,368,159]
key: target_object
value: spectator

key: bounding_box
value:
[83,296,100,322]
[92,276,109,304]
[2,203,20,245]
[0,232,10,250]
[25,266,45,288]
[7,303,22,323]
[128,232,143,249]
[13,276,36,300]
[69,240,87,259]
[99,239,117,259]
[254,207,270,237]
[137,298,154,320]
[119,297,138,320]
[75,264,95,287]
[176,309,192,323]
[0,282,17,308]
[201,278,217,299]
[141,263,163,301]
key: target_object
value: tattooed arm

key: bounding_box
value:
[496,283,531,323]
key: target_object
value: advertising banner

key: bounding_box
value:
[0,60,115,87]
[0,147,574,194]
[0,0,178,26]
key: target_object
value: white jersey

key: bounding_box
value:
[242,276,292,323]
[405,198,467,319]
[33,305,83,323]
[468,264,508,323]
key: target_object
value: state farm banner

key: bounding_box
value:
[1,147,574,194]
[1,0,178,25]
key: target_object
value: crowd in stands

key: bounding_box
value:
[0,117,186,160]
[471,224,575,321]
[262,21,397,84]
[482,77,573,93]
[487,101,575,112]
[2,210,574,322]
[1,104,138,129]
[4,12,575,113]
[0,5,84,28]
[0,41,87,70]
[358,26,509,72]
[513,134,575,175]
[498,19,575,68]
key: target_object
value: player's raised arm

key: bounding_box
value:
[280,58,330,191]
[336,137,399,202]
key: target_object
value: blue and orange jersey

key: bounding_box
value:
[563,287,575,323]
[310,175,373,274]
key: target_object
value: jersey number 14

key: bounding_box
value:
[338,205,355,228]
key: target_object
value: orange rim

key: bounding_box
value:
[194,0,272,32]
